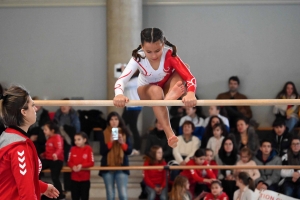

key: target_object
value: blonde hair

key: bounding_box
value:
[169,176,189,200]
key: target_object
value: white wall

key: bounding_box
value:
[0,4,300,130]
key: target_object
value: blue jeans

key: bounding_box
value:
[102,171,128,200]
[145,186,167,200]
[283,181,300,198]
[286,117,299,132]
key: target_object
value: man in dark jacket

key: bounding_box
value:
[271,118,291,157]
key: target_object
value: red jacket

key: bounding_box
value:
[209,160,218,178]
[0,127,48,200]
[44,134,64,161]
[204,192,229,200]
[143,159,167,189]
[67,145,94,181]
[180,159,216,185]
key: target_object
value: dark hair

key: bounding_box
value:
[132,28,177,62]
[260,138,272,147]
[75,132,89,144]
[146,145,164,164]
[0,84,3,95]
[289,135,300,147]
[237,172,255,191]
[203,116,228,145]
[182,120,195,131]
[194,148,206,158]
[240,147,253,159]
[206,148,214,154]
[272,118,286,127]
[0,85,30,127]
[106,111,130,136]
[212,123,223,132]
[44,121,59,133]
[228,76,240,85]
[218,134,238,165]
[276,81,299,98]
[211,180,223,188]
[236,117,249,126]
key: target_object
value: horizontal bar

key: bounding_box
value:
[35,99,300,107]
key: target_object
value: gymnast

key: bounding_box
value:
[113,28,197,148]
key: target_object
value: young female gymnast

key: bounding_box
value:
[113,28,197,148]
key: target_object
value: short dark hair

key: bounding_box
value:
[194,148,206,157]
[260,138,272,147]
[44,121,59,133]
[228,76,240,85]
[182,120,195,131]
[272,118,286,127]
[75,132,89,144]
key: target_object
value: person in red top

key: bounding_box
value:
[204,181,229,200]
[41,121,65,199]
[206,148,219,178]
[144,145,167,200]
[113,28,198,149]
[68,132,94,200]
[0,85,59,200]
[180,148,216,198]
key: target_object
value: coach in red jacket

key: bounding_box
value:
[0,86,59,200]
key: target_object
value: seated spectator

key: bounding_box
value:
[271,118,291,157]
[215,134,239,200]
[233,172,255,200]
[168,175,192,200]
[98,111,132,200]
[173,121,201,165]
[0,84,5,133]
[216,76,253,129]
[206,123,225,158]
[28,96,50,156]
[169,106,186,135]
[254,139,281,192]
[234,147,260,181]
[201,116,228,149]
[273,81,299,132]
[143,145,167,200]
[204,180,229,200]
[180,149,216,198]
[280,135,300,199]
[234,117,259,155]
[179,107,205,140]
[203,106,229,132]
[205,148,218,178]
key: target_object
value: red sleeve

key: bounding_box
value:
[143,161,156,189]
[210,160,218,178]
[121,143,128,151]
[190,169,204,182]
[67,147,75,168]
[203,161,216,179]
[167,51,196,93]
[81,146,94,168]
[53,135,63,157]
[39,180,48,194]
[107,141,113,149]
[221,192,229,200]
[10,144,38,200]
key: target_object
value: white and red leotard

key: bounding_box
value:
[114,46,197,96]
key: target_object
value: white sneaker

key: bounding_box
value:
[130,149,140,156]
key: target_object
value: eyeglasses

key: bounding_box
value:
[291,143,300,146]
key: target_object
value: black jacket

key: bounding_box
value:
[271,129,291,157]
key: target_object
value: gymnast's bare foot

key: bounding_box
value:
[164,81,185,100]
[168,134,178,148]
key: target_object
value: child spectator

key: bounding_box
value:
[68,132,94,200]
[271,118,291,157]
[173,120,201,165]
[206,123,225,158]
[204,180,229,200]
[206,148,218,178]
[203,106,230,132]
[41,121,65,200]
[234,147,260,181]
[144,145,167,200]
[233,172,255,200]
[179,107,205,140]
[168,175,192,200]
[180,149,216,198]
[254,139,282,192]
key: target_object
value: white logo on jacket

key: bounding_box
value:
[17,150,27,175]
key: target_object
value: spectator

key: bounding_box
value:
[121,67,142,156]
[234,147,260,181]
[234,117,259,155]
[201,116,228,149]
[173,121,201,165]
[98,111,132,200]
[0,84,5,133]
[280,135,300,199]
[204,180,229,200]
[206,123,225,158]
[203,106,229,132]
[180,149,216,198]
[143,145,167,200]
[215,134,239,200]
[254,139,282,192]
[273,81,299,132]
[168,175,192,200]
[40,121,65,200]
[169,105,186,135]
[28,96,50,156]
[179,106,205,140]
[233,172,255,200]
[271,118,291,157]
[205,148,218,178]
[216,76,253,128]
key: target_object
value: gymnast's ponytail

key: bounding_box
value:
[132,45,143,62]
[164,38,177,57]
